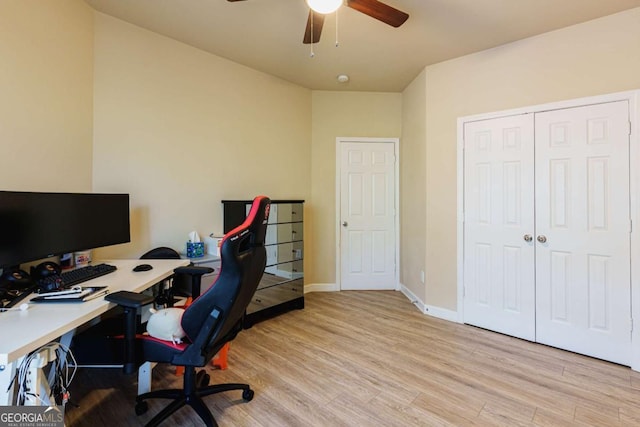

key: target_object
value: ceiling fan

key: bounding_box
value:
[227,0,410,44]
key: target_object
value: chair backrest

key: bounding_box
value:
[178,196,270,364]
[140,247,181,260]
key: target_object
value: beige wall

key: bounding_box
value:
[92,14,311,259]
[417,7,640,310]
[400,70,427,301]
[0,0,93,192]
[7,2,638,310]
[309,91,402,285]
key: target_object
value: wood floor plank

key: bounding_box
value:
[532,407,576,427]
[619,404,640,426]
[574,400,622,426]
[411,384,485,425]
[477,393,537,426]
[64,291,640,426]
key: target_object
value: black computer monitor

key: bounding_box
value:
[0,191,131,268]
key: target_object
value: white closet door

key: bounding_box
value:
[463,114,536,340]
[535,101,631,365]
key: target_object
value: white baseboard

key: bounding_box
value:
[399,283,460,323]
[399,284,426,313]
[423,304,460,323]
[304,283,338,293]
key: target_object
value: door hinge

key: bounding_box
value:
[631,317,634,333]
[629,121,632,136]
[630,219,633,233]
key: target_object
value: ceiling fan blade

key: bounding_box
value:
[346,0,409,27]
[303,10,325,44]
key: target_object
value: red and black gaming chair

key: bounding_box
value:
[109,196,270,427]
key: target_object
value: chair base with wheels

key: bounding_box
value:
[107,270,254,427]
[134,366,254,427]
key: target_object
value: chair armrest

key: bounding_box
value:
[173,266,214,299]
[104,291,154,374]
[106,290,154,308]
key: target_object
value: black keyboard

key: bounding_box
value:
[61,263,117,287]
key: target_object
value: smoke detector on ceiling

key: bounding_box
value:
[337,74,349,83]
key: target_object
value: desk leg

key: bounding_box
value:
[0,359,18,405]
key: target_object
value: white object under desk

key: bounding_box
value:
[0,258,188,405]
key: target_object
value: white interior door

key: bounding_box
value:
[535,101,631,365]
[463,114,536,340]
[340,141,396,290]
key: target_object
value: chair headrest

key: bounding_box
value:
[222,196,270,247]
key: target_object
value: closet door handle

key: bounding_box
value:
[537,235,547,243]
[523,234,533,242]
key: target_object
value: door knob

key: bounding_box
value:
[537,235,547,243]
[523,234,533,242]
[342,221,348,227]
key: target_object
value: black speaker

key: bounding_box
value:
[0,268,33,291]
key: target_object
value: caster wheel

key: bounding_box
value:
[135,400,148,416]
[200,373,210,387]
[196,370,210,387]
[242,388,254,401]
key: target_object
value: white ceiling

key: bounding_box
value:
[84,0,640,92]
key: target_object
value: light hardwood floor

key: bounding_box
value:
[65,291,640,426]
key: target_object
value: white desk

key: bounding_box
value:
[0,258,188,405]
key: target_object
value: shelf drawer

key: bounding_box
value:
[247,278,303,314]
[274,203,303,223]
[274,222,303,243]
[277,241,303,264]
[253,202,303,224]
[279,260,303,275]
[263,261,303,280]
[264,241,303,266]
[264,222,304,245]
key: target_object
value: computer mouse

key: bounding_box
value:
[133,264,153,272]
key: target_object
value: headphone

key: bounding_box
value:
[30,262,63,292]
[0,268,33,291]
[31,261,61,279]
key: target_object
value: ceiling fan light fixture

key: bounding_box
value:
[306,0,342,14]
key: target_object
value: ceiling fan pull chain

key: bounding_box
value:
[335,7,339,47]
[310,10,315,58]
